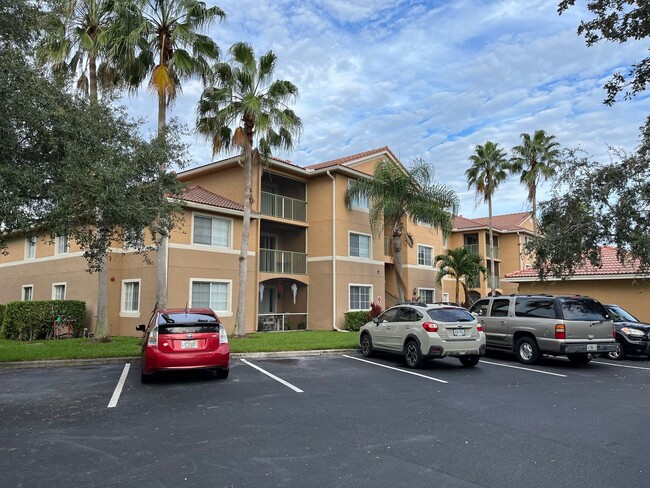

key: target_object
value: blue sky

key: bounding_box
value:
[122,0,649,219]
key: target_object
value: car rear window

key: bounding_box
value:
[427,308,474,322]
[157,313,220,334]
[557,298,609,321]
[514,298,556,319]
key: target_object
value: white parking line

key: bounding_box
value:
[107,363,130,408]
[592,361,650,371]
[241,359,304,393]
[343,355,449,384]
[480,360,568,377]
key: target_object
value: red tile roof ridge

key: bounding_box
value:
[305,146,395,170]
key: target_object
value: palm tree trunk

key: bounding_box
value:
[89,55,98,104]
[235,149,252,336]
[488,197,495,296]
[531,185,538,235]
[392,220,406,302]
[155,96,168,309]
[455,277,460,304]
[96,253,109,338]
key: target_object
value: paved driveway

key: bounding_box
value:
[1,352,649,487]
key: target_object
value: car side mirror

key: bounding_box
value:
[372,317,380,325]
[135,324,146,332]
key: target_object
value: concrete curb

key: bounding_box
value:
[0,349,360,370]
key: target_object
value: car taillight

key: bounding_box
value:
[476,322,483,332]
[219,324,228,344]
[422,322,438,332]
[147,325,159,347]
[555,324,566,340]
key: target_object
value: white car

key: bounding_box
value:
[359,303,486,368]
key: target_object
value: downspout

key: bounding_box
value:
[516,231,522,271]
[327,171,345,332]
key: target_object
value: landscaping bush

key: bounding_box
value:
[344,311,370,332]
[0,304,4,332]
[1,300,86,341]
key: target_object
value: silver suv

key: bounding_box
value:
[359,303,486,368]
[469,295,617,365]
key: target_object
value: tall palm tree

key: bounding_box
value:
[346,158,459,303]
[511,130,561,235]
[196,42,302,336]
[435,247,487,306]
[466,140,509,296]
[110,0,226,308]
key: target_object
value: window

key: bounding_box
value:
[52,283,66,300]
[428,308,475,322]
[349,285,371,310]
[348,180,369,210]
[557,297,609,321]
[191,280,230,313]
[55,235,69,254]
[121,280,140,314]
[490,299,510,317]
[25,237,36,259]
[417,245,433,266]
[515,298,555,319]
[442,293,450,302]
[419,288,435,304]
[469,299,490,317]
[22,285,33,301]
[193,215,231,248]
[349,233,371,259]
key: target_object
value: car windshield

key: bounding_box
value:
[157,313,220,334]
[557,298,609,321]
[427,308,474,322]
[606,305,639,323]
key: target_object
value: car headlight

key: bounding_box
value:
[621,327,646,339]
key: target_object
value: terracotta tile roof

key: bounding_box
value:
[305,146,397,170]
[506,246,644,279]
[181,185,243,211]
[453,212,531,232]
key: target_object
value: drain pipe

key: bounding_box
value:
[327,171,346,332]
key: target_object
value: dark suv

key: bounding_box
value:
[604,304,650,360]
[469,295,617,365]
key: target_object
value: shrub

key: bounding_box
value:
[0,304,4,331]
[1,300,86,341]
[344,311,370,332]
[369,301,383,318]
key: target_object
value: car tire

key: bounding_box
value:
[404,340,423,369]
[360,333,374,357]
[567,353,592,365]
[213,368,229,380]
[515,336,540,365]
[607,341,625,360]
[140,372,154,384]
[459,355,480,367]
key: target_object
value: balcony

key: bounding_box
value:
[261,191,306,222]
[259,249,307,275]
[257,313,308,332]
[486,245,501,259]
[464,243,479,255]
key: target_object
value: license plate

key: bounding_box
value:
[453,329,465,337]
[181,340,198,349]
[586,344,597,352]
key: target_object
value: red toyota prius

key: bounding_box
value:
[136,308,230,383]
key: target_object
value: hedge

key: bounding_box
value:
[344,311,370,332]
[1,300,86,341]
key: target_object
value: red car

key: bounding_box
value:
[136,308,230,383]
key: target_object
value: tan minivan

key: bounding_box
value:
[469,295,617,365]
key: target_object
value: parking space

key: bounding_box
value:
[1,353,649,487]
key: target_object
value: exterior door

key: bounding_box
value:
[485,298,511,346]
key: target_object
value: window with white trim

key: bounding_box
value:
[26,237,36,259]
[55,235,69,254]
[191,280,230,313]
[121,280,140,314]
[193,215,231,248]
[348,180,369,210]
[349,233,371,259]
[22,285,33,301]
[419,288,435,304]
[417,244,433,266]
[52,283,66,300]
[443,292,450,302]
[349,285,371,310]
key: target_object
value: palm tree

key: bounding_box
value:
[196,42,302,336]
[110,0,226,308]
[466,140,509,296]
[346,158,459,303]
[435,247,487,306]
[511,130,561,235]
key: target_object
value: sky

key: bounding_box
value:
[122,0,649,219]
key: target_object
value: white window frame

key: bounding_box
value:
[349,284,372,311]
[189,279,233,316]
[192,213,233,249]
[52,282,67,300]
[25,237,36,260]
[417,244,434,267]
[120,279,141,317]
[55,235,69,255]
[348,180,369,211]
[22,285,33,301]
[349,231,372,259]
[443,292,450,302]
[418,288,436,304]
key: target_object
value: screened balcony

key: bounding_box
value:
[261,192,306,221]
[259,249,307,275]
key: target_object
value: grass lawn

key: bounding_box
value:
[0,330,360,362]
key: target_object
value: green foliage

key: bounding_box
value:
[435,247,487,305]
[0,304,5,330]
[2,300,86,341]
[558,0,650,104]
[344,311,370,332]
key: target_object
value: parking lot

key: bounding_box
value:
[1,352,649,488]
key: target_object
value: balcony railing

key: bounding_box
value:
[486,245,501,259]
[257,313,308,332]
[464,243,479,255]
[259,249,307,275]
[384,237,392,256]
[261,191,306,221]
[487,275,501,289]
[467,276,480,289]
